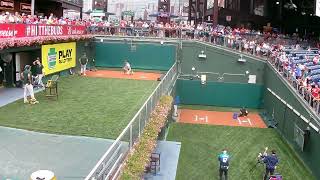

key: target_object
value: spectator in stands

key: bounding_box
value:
[295,64,302,79]
[311,84,319,100]
[142,22,149,29]
[313,55,319,65]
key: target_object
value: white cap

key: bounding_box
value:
[31,170,55,180]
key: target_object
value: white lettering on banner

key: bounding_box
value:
[0,29,17,37]
[26,25,38,36]
[21,4,31,11]
[67,26,84,35]
[38,25,63,36]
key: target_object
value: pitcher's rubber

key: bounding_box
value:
[178,109,267,128]
[86,70,162,81]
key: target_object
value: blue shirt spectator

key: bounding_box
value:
[295,67,302,78]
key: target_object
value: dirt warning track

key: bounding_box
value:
[86,70,162,81]
[178,109,267,128]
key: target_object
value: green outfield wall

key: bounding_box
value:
[177,41,319,178]
[180,41,266,84]
[95,41,176,70]
[263,64,320,178]
[176,79,263,108]
[176,41,266,108]
[91,38,320,178]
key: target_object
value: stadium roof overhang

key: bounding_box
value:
[52,0,83,11]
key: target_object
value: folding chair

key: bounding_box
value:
[45,75,59,99]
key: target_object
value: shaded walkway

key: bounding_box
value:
[0,87,43,107]
[144,141,181,180]
[0,126,114,180]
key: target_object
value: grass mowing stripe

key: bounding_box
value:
[167,123,315,180]
[0,76,158,139]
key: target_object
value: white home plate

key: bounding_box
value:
[140,76,147,79]
[96,73,103,76]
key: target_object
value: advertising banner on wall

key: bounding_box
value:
[0,24,86,38]
[41,42,76,75]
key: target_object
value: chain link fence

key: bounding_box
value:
[84,62,178,180]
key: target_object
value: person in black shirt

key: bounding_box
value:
[218,149,230,180]
[35,58,44,87]
[79,53,88,76]
[30,61,37,85]
[239,107,249,117]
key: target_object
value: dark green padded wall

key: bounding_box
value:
[181,41,266,84]
[95,42,176,70]
[177,79,264,108]
[76,41,95,68]
[263,64,320,179]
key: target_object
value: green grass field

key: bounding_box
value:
[167,123,315,180]
[0,76,157,139]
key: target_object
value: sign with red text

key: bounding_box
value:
[20,3,31,12]
[0,24,87,38]
[0,0,14,10]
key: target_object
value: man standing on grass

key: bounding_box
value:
[22,65,36,103]
[79,52,88,76]
[262,149,279,180]
[218,149,230,180]
[36,58,44,88]
[173,96,180,117]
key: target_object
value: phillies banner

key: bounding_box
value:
[0,24,87,38]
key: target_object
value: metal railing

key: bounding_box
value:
[88,26,317,47]
[207,36,320,124]
[270,57,320,120]
[84,62,178,180]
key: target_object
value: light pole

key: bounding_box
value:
[31,0,35,16]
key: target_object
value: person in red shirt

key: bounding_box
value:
[71,19,76,26]
[313,55,319,65]
[311,85,319,98]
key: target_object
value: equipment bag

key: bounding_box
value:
[269,174,282,180]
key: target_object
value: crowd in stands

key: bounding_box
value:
[0,12,87,25]
[0,13,320,112]
[89,20,320,112]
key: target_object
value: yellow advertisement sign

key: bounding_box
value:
[42,42,76,75]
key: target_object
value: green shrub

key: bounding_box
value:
[120,95,173,180]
